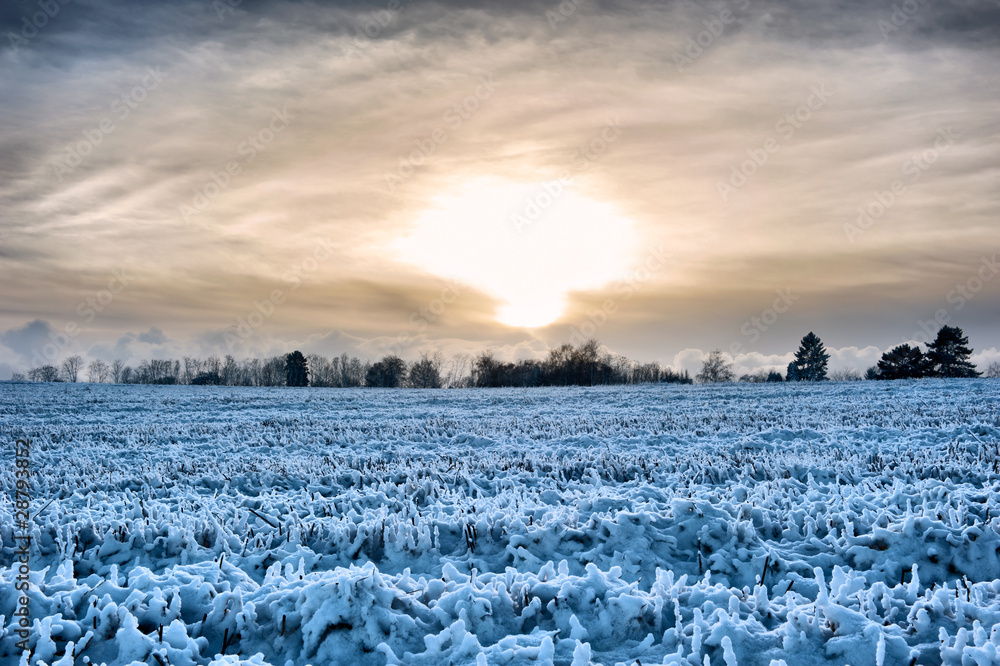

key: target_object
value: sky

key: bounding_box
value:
[1,0,998,379]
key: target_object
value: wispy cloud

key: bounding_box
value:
[0,0,998,374]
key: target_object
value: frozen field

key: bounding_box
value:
[2,380,1000,666]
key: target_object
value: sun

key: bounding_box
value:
[393,178,640,328]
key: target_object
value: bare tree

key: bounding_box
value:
[696,350,734,383]
[61,355,83,382]
[260,356,285,386]
[205,355,222,377]
[829,368,862,382]
[307,354,335,387]
[182,356,202,384]
[222,355,238,386]
[341,355,365,387]
[329,355,343,387]
[87,359,110,383]
[111,359,126,383]
[443,354,471,388]
[244,357,262,386]
[986,361,1000,379]
[30,365,61,382]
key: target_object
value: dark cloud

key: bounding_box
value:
[0,318,55,358]
[138,326,168,344]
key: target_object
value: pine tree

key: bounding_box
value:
[285,351,309,387]
[789,332,830,381]
[925,326,981,377]
[876,344,929,380]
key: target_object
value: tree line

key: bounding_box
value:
[13,326,995,388]
[696,325,994,383]
[13,340,692,388]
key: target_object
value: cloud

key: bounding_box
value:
[828,345,884,373]
[0,319,55,358]
[0,0,996,364]
[138,326,168,344]
[98,327,187,363]
[972,347,1000,372]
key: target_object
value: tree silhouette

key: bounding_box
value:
[61,355,83,382]
[285,351,309,387]
[925,326,980,377]
[28,365,60,382]
[111,359,126,383]
[366,355,407,387]
[876,344,929,380]
[409,353,442,388]
[87,359,110,383]
[789,332,829,381]
[191,371,222,385]
[696,350,734,383]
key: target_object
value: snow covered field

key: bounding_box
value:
[2,380,1000,666]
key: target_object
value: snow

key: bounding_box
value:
[1,379,1000,665]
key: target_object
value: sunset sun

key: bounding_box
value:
[394,179,640,328]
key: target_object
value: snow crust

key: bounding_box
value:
[2,380,1000,665]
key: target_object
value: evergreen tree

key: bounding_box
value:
[285,350,309,387]
[925,326,981,377]
[789,332,830,381]
[876,344,929,380]
[785,361,800,382]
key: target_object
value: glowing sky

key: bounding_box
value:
[1,0,998,378]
